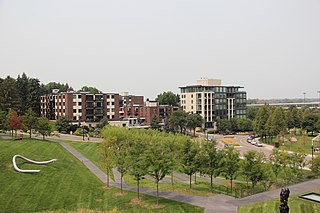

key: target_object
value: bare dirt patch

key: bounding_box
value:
[150,204,165,209]
[115,192,127,196]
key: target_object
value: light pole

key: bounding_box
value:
[317,91,320,109]
[303,92,306,103]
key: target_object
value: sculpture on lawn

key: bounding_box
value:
[279,188,290,213]
[12,155,57,173]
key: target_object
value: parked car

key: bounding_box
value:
[250,140,257,145]
[255,142,263,147]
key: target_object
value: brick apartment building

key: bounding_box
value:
[40,90,176,126]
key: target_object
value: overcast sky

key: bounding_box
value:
[0,0,319,100]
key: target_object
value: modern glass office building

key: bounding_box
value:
[180,78,247,128]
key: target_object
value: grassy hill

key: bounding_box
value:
[0,139,203,213]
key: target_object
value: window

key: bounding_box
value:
[73,109,77,113]
[73,102,76,106]
[78,102,82,106]
[73,95,76,99]
[78,109,82,113]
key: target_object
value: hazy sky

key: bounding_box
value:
[0,0,319,100]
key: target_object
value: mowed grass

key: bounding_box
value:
[0,139,203,213]
[238,190,320,213]
[68,141,236,197]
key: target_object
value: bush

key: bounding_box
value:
[207,129,217,134]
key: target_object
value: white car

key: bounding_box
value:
[250,140,257,145]
[255,142,263,147]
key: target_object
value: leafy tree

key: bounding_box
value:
[260,163,275,191]
[169,110,188,133]
[201,139,224,191]
[98,136,115,187]
[286,106,302,129]
[0,76,21,113]
[217,119,231,132]
[287,151,307,176]
[79,86,100,93]
[16,73,29,114]
[186,113,203,136]
[254,105,271,140]
[127,139,148,200]
[36,117,52,140]
[7,109,25,136]
[155,91,180,106]
[43,82,73,94]
[23,108,38,138]
[269,149,283,183]
[221,146,240,191]
[237,118,253,132]
[246,107,259,121]
[146,138,175,205]
[56,116,71,133]
[242,151,265,189]
[268,107,287,137]
[180,139,198,189]
[302,114,320,135]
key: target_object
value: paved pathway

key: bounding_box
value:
[57,140,320,213]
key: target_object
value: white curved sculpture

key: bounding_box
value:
[12,155,57,173]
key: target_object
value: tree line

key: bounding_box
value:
[98,126,316,205]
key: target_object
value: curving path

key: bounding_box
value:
[57,140,320,213]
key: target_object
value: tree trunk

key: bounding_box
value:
[43,134,45,140]
[171,172,174,189]
[106,171,110,187]
[210,174,213,191]
[193,128,196,137]
[156,180,159,206]
[137,178,140,200]
[194,173,197,184]
[29,129,32,138]
[120,173,123,194]
[230,178,233,192]
[189,174,192,189]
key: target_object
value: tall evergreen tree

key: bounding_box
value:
[28,78,41,115]
[0,76,21,113]
[16,73,29,114]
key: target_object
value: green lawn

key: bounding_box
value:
[263,135,319,154]
[238,190,320,213]
[0,139,203,213]
[68,141,243,197]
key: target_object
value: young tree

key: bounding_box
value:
[36,117,52,140]
[201,139,224,191]
[146,138,175,205]
[302,114,320,136]
[222,146,240,191]
[180,139,198,189]
[269,149,283,183]
[23,108,38,138]
[311,154,320,175]
[98,136,115,187]
[242,151,265,189]
[7,109,25,137]
[127,139,149,200]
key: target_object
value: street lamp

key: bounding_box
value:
[317,91,320,109]
[303,92,306,103]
